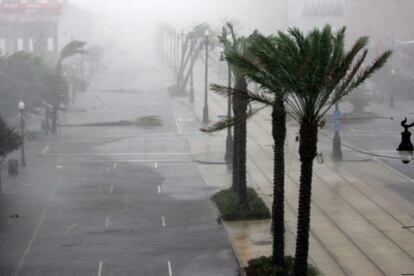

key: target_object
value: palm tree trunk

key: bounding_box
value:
[294,122,318,276]
[232,77,248,205]
[271,102,286,268]
[231,95,239,192]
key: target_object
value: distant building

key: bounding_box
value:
[344,0,414,78]
[0,0,91,57]
[287,0,344,32]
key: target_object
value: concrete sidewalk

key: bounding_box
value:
[180,74,414,275]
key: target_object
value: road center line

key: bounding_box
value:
[176,118,194,122]
[175,120,182,135]
[105,216,111,228]
[167,261,173,276]
[113,162,117,169]
[161,216,166,227]
[13,186,58,276]
[97,261,103,276]
[157,185,162,194]
[41,145,50,155]
[154,162,158,169]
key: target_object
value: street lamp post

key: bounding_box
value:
[202,30,209,125]
[397,117,414,164]
[18,100,26,167]
[332,103,343,161]
[220,51,233,162]
[188,34,195,104]
[390,68,396,109]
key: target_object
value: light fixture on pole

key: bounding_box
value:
[189,33,195,104]
[390,68,396,109]
[219,51,225,62]
[202,30,210,124]
[18,100,26,167]
[397,117,414,164]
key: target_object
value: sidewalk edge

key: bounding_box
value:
[209,198,247,276]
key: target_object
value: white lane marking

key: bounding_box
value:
[97,261,103,276]
[41,145,50,155]
[56,165,63,169]
[161,216,166,227]
[167,261,173,276]
[176,118,194,122]
[157,185,162,194]
[46,152,195,156]
[175,120,182,135]
[109,185,114,194]
[105,216,112,227]
[13,191,57,276]
[113,162,117,169]
[83,159,192,163]
[64,224,79,232]
[154,162,158,169]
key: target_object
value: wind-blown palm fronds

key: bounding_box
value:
[200,106,265,133]
[223,30,290,269]
[204,23,251,206]
[52,40,87,133]
[269,25,391,275]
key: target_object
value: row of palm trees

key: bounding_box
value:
[206,24,391,274]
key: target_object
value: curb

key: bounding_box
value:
[209,198,247,276]
[196,159,228,165]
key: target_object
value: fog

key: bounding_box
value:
[69,0,289,65]
[1,1,414,276]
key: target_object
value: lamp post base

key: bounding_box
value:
[202,106,209,125]
[332,131,343,161]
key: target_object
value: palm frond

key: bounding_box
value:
[210,83,274,105]
[60,40,87,60]
[200,106,265,133]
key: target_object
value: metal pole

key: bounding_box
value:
[202,34,209,124]
[332,103,343,161]
[20,110,26,167]
[176,31,180,73]
[224,63,233,162]
[189,49,195,104]
[170,31,173,67]
[172,30,176,70]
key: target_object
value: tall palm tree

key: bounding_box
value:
[203,23,250,206]
[222,32,289,269]
[270,25,391,275]
[51,40,86,133]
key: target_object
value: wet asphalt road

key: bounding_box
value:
[0,65,238,276]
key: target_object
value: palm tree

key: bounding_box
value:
[220,24,250,205]
[51,40,86,133]
[203,23,250,206]
[223,31,289,269]
[270,25,391,275]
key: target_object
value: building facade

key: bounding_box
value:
[0,0,91,57]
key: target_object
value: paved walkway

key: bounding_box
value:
[181,64,414,276]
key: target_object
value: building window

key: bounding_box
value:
[29,38,34,52]
[17,38,24,51]
[47,37,54,52]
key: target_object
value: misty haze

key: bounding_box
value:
[0,1,413,276]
